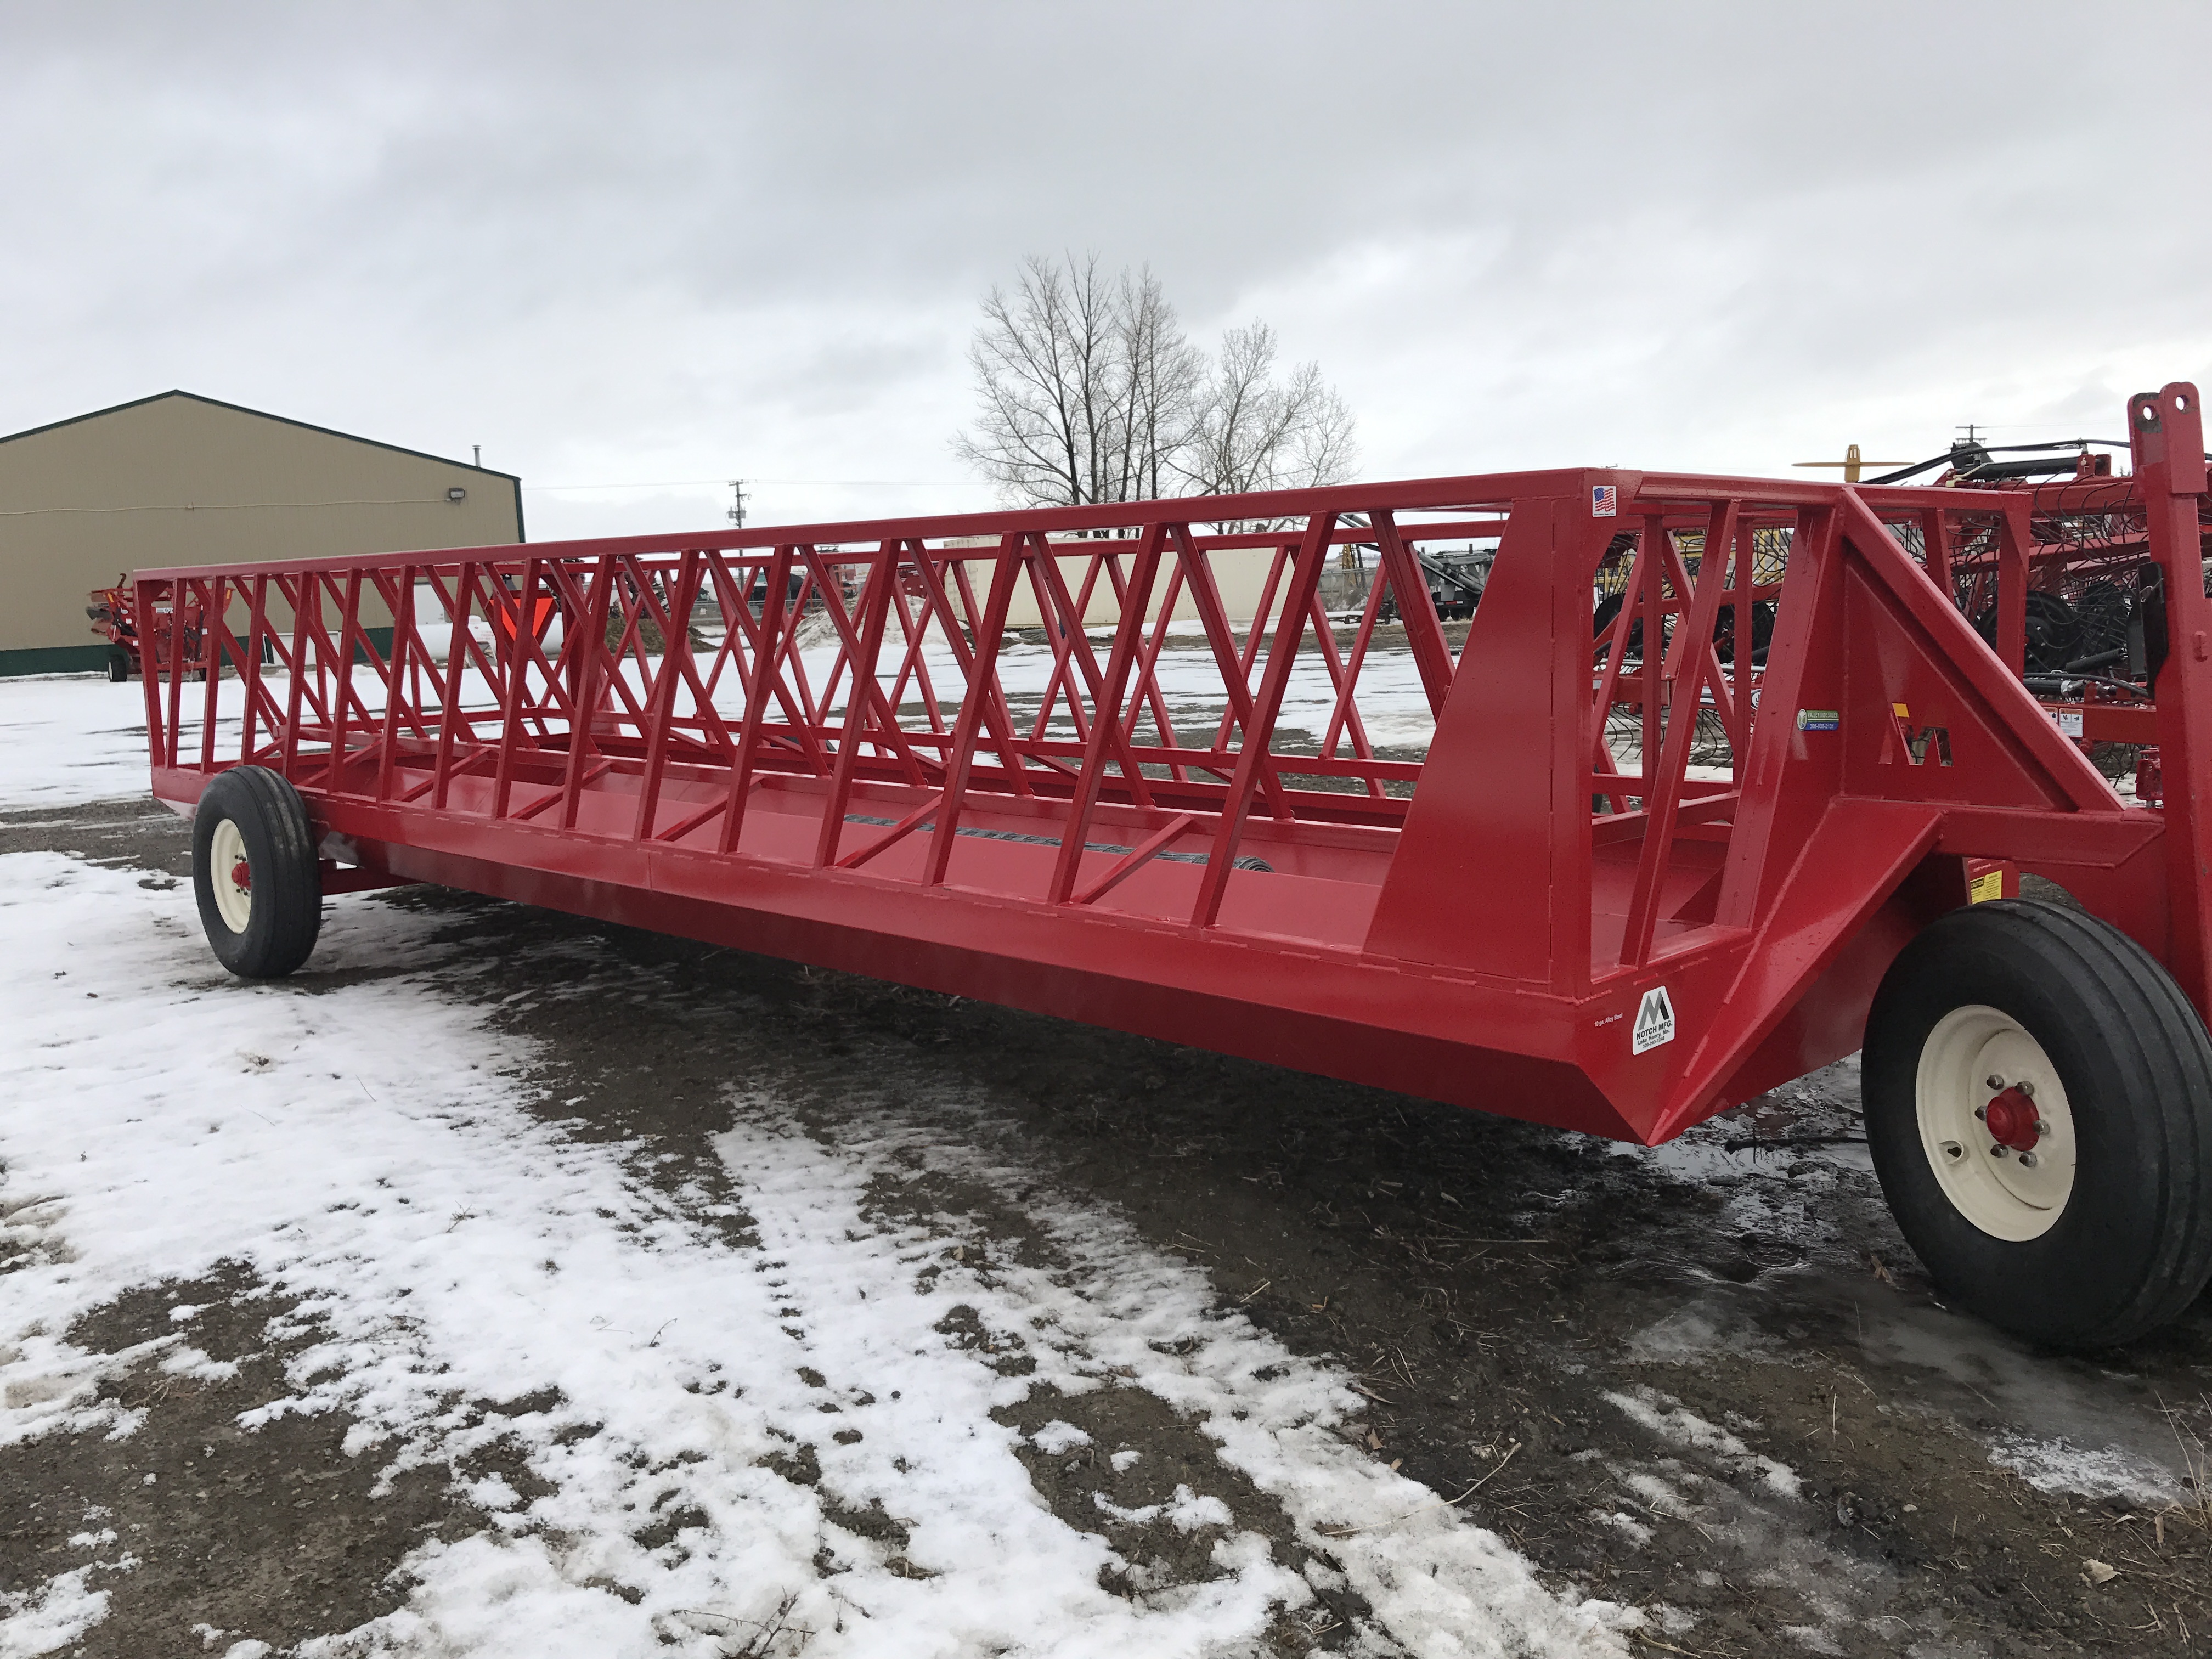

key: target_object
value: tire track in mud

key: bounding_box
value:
[716,1081,1630,1657]
[407,902,1641,1656]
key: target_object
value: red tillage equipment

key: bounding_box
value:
[139,383,2212,1347]
[87,573,201,684]
[1891,445,2212,798]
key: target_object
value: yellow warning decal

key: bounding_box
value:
[1893,702,1911,718]
[1969,870,2005,904]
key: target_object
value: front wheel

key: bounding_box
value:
[1865,899,2212,1347]
[191,767,323,979]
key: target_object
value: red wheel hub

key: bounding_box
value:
[1983,1086,2040,1151]
[230,859,252,891]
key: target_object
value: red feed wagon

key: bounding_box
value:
[137,383,2212,1348]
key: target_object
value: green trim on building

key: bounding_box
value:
[0,644,121,678]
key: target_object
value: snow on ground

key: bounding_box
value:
[0,675,166,808]
[1600,1387,1801,1499]
[0,847,1637,1655]
[1986,1434,2186,1507]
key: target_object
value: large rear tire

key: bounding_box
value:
[1864,898,2212,1347]
[191,767,323,979]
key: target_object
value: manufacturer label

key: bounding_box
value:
[2050,709,2084,738]
[1796,708,1839,732]
[1632,985,1676,1055]
[1592,484,1618,518]
[1969,870,2005,904]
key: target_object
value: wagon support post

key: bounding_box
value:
[1047,522,1169,904]
[1620,499,1740,967]
[1370,509,1453,718]
[716,545,796,854]
[558,557,618,830]
[918,549,1034,796]
[920,535,1028,888]
[1193,511,1338,927]
[811,542,906,867]
[374,565,418,803]
[1995,502,2033,679]
[133,577,169,769]
[2134,382,2212,1018]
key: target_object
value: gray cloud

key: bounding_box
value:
[4,1,2207,537]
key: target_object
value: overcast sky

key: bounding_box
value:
[5,1,2209,541]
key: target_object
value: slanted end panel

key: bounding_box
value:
[1832,492,2115,813]
[1839,562,2110,811]
[1363,499,1568,980]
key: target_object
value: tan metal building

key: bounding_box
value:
[0,391,523,676]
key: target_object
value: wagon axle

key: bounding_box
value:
[1977,1084,2045,1155]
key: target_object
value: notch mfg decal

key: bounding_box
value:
[1632,985,1675,1055]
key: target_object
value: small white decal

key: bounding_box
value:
[2050,709,2084,738]
[1632,985,1675,1055]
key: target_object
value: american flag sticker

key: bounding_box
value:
[1592,484,1618,517]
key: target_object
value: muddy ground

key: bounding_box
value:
[8,797,2212,1656]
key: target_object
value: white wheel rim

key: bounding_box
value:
[210,817,252,934]
[1915,1003,2076,1241]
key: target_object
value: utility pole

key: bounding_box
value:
[727,480,749,529]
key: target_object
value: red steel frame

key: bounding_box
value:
[134,383,2212,1147]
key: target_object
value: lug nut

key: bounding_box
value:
[1974,1105,1987,1120]
[1990,1145,2008,1159]
[2017,1080,2036,1099]
[2034,1120,2050,1136]
[2020,1152,2039,1168]
[1985,1075,2005,1091]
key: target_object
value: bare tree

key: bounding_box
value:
[953,253,1126,508]
[1181,322,1358,496]
[955,256,1355,508]
[1114,267,1207,502]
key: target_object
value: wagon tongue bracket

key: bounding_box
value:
[1979,1084,2042,1152]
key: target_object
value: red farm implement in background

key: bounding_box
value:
[88,573,201,684]
[1855,437,2212,805]
[138,383,2212,1349]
